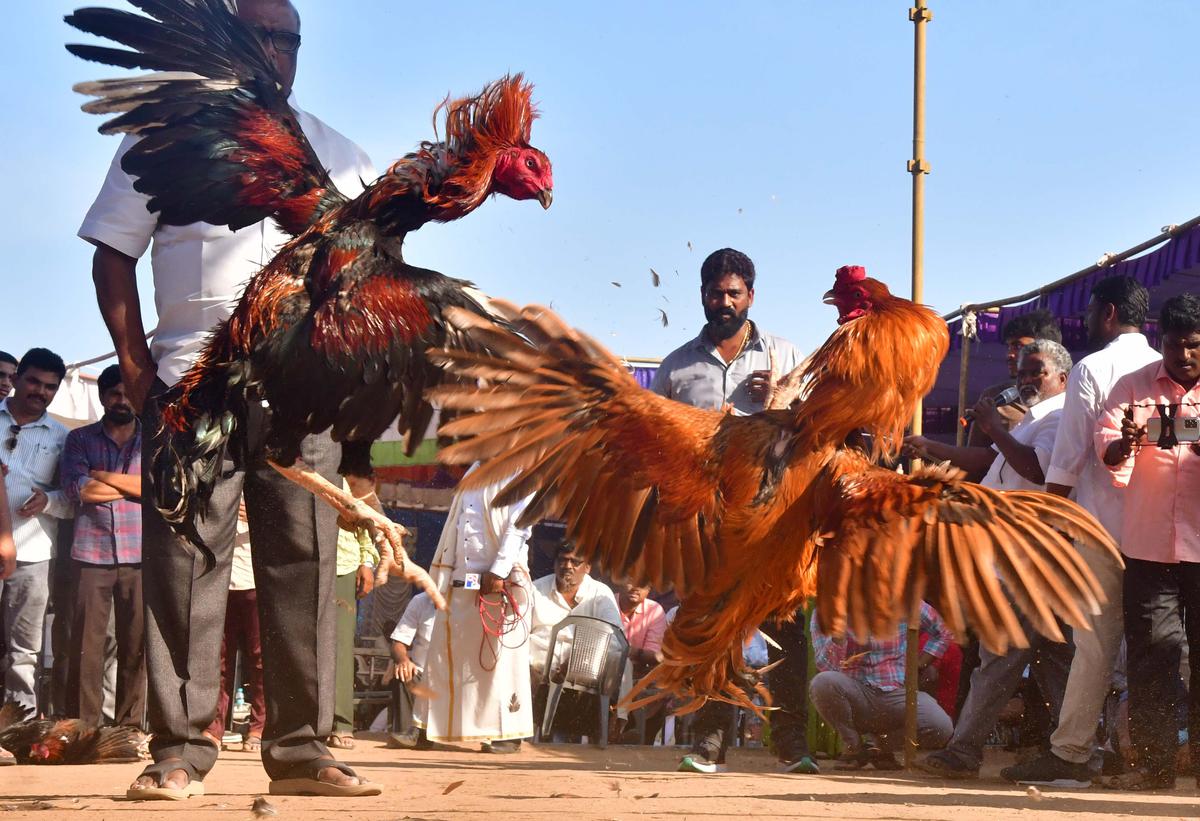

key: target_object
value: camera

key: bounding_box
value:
[1147,415,1200,444]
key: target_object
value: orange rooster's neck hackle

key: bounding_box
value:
[801,276,949,463]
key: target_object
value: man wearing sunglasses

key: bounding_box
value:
[0,347,72,717]
[79,0,378,801]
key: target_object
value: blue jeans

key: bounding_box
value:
[0,559,50,714]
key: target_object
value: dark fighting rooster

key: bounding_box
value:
[427,265,1120,710]
[66,0,552,592]
[0,703,142,765]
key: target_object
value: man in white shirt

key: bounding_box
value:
[77,0,378,799]
[0,348,72,715]
[388,592,436,749]
[529,542,623,675]
[1000,276,1159,788]
[528,542,626,739]
[908,339,1077,779]
[421,466,536,753]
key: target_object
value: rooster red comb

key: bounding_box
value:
[835,265,867,284]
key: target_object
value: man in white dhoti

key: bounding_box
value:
[419,466,534,753]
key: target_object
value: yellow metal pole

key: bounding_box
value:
[904,0,932,770]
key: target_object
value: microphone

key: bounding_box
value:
[960,385,1022,427]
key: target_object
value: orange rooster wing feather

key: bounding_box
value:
[429,302,754,596]
[811,447,1121,655]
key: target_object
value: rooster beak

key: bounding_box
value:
[536,188,553,210]
[822,289,836,305]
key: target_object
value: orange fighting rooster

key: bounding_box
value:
[0,703,143,765]
[427,265,1120,709]
[66,0,552,588]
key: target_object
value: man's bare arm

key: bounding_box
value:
[89,470,142,499]
[80,479,126,504]
[91,243,155,412]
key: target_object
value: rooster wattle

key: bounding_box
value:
[425,266,1119,710]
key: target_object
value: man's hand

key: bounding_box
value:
[17,488,48,518]
[480,571,506,595]
[747,369,773,404]
[1105,415,1145,465]
[0,532,15,580]
[356,564,375,599]
[1119,414,1145,455]
[970,395,1005,436]
[394,658,419,683]
[903,434,933,460]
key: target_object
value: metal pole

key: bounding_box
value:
[904,0,932,770]
[955,311,976,447]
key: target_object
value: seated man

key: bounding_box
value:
[389,591,436,749]
[810,603,955,769]
[616,582,666,679]
[529,542,625,739]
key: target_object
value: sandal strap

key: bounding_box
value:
[279,757,361,782]
[139,757,201,786]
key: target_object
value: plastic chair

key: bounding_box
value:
[535,616,629,747]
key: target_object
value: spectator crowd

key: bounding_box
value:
[3,252,1199,797]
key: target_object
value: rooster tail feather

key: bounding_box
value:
[152,351,251,571]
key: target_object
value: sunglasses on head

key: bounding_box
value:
[253,25,301,54]
[5,424,20,452]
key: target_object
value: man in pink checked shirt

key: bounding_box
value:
[1096,293,1200,791]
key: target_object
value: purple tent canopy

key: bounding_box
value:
[927,223,1200,439]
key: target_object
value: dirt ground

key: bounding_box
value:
[1,736,1198,821]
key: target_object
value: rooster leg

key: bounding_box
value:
[266,459,445,609]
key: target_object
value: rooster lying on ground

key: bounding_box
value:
[66,0,552,596]
[0,703,143,765]
[427,265,1120,710]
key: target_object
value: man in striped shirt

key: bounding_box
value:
[0,348,72,715]
[59,364,145,728]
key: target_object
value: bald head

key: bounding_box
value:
[236,0,301,96]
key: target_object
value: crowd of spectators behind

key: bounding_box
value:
[2,266,1199,794]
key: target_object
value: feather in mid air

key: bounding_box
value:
[425,265,1119,709]
[66,0,553,599]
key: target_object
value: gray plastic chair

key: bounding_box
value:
[535,616,629,747]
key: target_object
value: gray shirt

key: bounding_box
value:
[650,322,803,415]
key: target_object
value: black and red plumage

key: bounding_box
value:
[66,0,553,567]
[0,703,143,765]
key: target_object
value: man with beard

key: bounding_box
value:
[905,339,1076,779]
[0,348,72,715]
[651,249,817,775]
[60,364,146,728]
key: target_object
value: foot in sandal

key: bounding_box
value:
[269,760,381,797]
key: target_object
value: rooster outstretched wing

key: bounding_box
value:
[430,302,753,596]
[66,0,343,235]
[432,302,1120,682]
[813,448,1120,655]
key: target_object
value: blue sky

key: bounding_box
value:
[4,1,1199,370]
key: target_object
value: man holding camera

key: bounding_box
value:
[907,339,1076,779]
[1096,293,1200,791]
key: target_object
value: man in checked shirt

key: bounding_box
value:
[59,364,145,728]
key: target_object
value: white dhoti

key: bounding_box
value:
[418,466,537,744]
[419,577,534,743]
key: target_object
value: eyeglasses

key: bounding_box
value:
[5,424,20,452]
[253,25,302,54]
[555,555,586,567]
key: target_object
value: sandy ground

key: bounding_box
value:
[1,736,1198,821]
